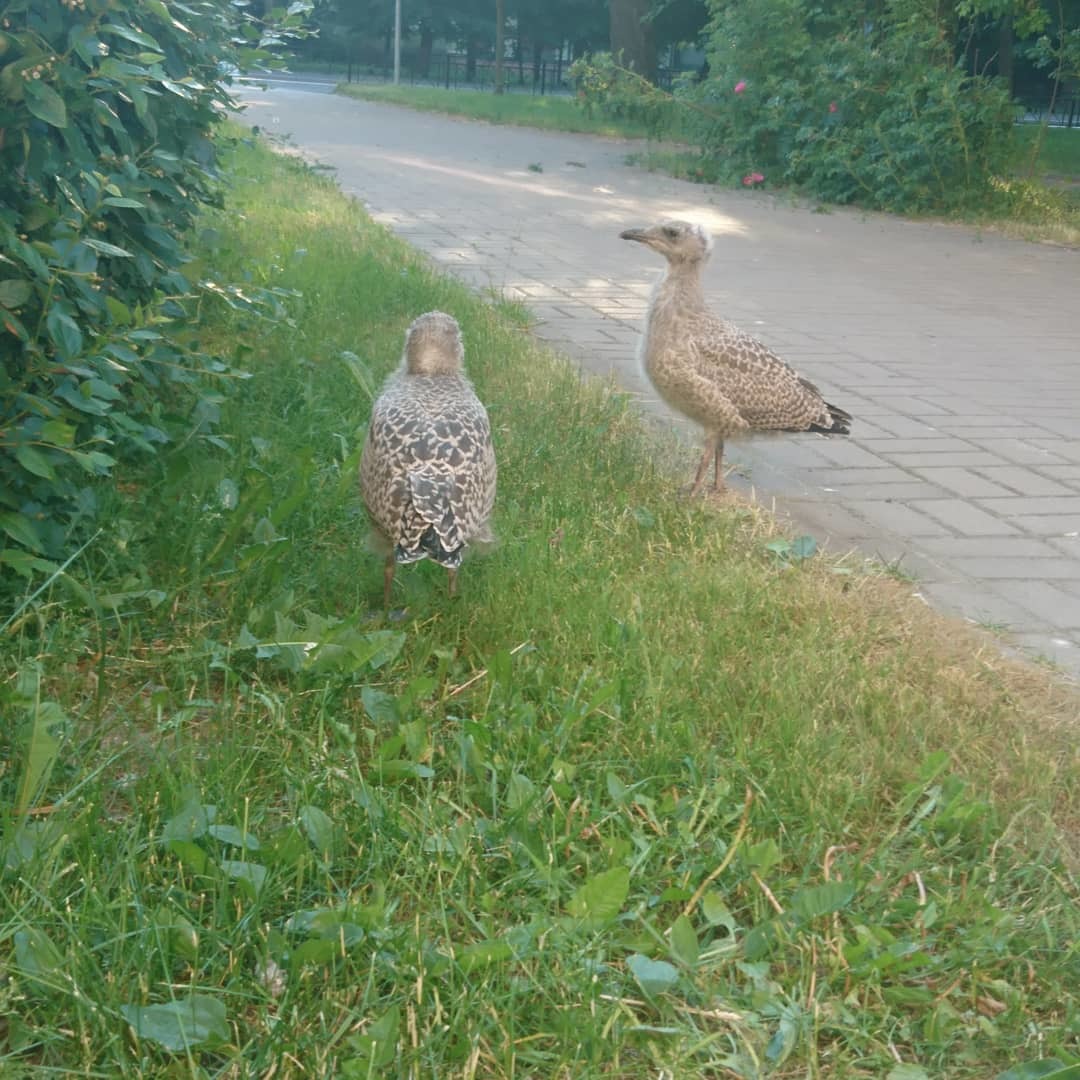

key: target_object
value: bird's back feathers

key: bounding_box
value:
[360,348,496,571]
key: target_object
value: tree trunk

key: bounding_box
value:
[609,0,656,81]
[418,24,434,78]
[998,15,1014,92]
[494,0,506,94]
[466,37,477,81]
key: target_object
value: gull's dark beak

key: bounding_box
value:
[619,227,649,243]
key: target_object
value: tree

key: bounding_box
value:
[609,0,657,78]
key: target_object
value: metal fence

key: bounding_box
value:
[339,55,692,97]
[1017,94,1080,128]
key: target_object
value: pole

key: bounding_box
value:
[393,0,401,85]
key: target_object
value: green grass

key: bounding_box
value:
[337,82,664,140]
[1012,125,1080,177]
[2,130,1078,1078]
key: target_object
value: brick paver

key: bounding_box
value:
[237,82,1080,678]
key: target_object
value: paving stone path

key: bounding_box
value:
[237,81,1080,678]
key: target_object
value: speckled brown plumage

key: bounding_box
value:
[620,220,852,495]
[360,311,496,603]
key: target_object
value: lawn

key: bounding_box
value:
[1012,124,1080,177]
[1,132,1077,1078]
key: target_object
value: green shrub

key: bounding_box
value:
[569,51,678,138]
[0,0,306,572]
[691,0,1015,210]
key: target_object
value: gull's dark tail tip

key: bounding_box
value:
[809,401,852,436]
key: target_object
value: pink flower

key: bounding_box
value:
[734,80,747,94]
[742,171,765,186]
[828,101,838,113]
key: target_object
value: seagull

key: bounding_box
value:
[620,220,852,495]
[360,311,496,603]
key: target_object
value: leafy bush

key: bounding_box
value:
[569,51,678,138]
[0,0,305,573]
[692,0,1015,210]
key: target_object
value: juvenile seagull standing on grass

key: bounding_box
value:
[360,311,496,604]
[620,221,852,495]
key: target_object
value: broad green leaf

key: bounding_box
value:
[25,80,67,127]
[365,630,407,670]
[150,907,199,962]
[457,938,515,972]
[0,549,58,578]
[290,937,339,966]
[343,1005,399,1075]
[265,825,308,868]
[166,840,209,873]
[702,891,737,934]
[3,819,68,870]
[887,1067,931,1080]
[506,771,535,810]
[790,880,855,922]
[162,798,211,842]
[1,511,45,553]
[995,1063,1074,1080]
[13,700,66,818]
[80,237,134,258]
[790,534,818,560]
[0,279,32,308]
[566,866,630,926]
[744,838,781,873]
[14,928,64,979]
[743,919,780,960]
[370,759,434,780]
[103,197,146,209]
[15,444,55,481]
[40,419,76,447]
[102,22,163,50]
[217,477,239,510]
[45,306,82,359]
[299,804,337,857]
[669,915,699,967]
[626,953,679,997]
[219,859,267,895]
[606,770,628,804]
[360,686,397,726]
[120,994,228,1052]
[207,824,260,850]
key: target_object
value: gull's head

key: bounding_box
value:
[403,310,464,376]
[619,220,713,266]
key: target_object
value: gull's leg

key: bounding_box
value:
[447,567,458,599]
[713,438,726,492]
[383,555,395,607]
[687,434,718,498]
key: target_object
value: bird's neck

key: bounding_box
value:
[652,261,706,320]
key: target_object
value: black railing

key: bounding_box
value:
[1017,94,1080,129]
[339,56,694,97]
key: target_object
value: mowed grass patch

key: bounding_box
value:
[1,131,1078,1078]
[336,81,663,140]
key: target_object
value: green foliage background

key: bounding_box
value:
[0,0,304,575]
[574,0,1027,212]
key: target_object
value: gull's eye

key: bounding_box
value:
[663,226,679,239]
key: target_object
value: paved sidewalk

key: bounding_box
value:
[237,85,1080,678]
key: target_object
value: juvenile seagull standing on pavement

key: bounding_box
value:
[620,220,852,495]
[360,311,496,604]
